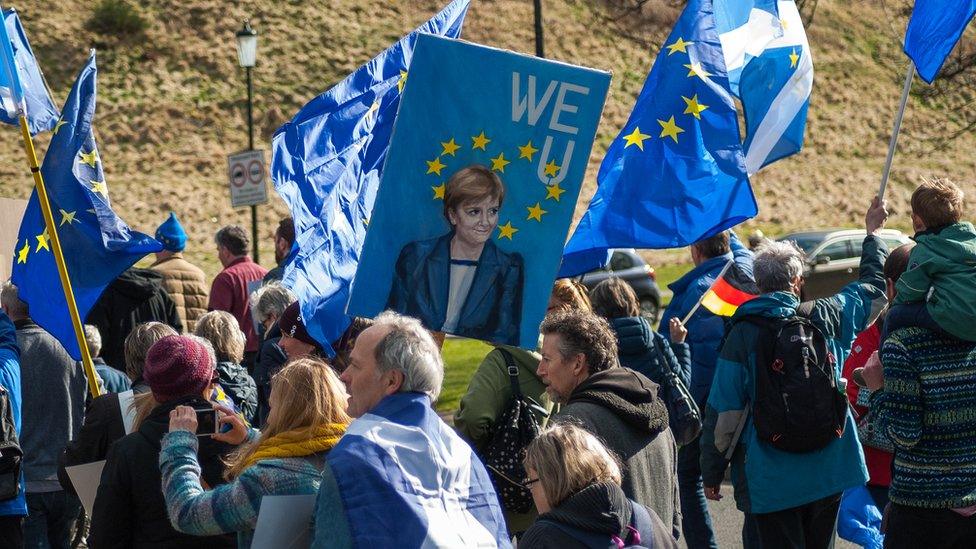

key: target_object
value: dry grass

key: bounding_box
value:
[0,0,972,279]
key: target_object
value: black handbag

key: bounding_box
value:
[482,349,545,514]
[0,385,22,501]
[650,336,703,447]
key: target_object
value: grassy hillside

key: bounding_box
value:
[1,0,973,278]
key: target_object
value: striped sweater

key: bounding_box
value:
[159,430,326,549]
[874,327,976,508]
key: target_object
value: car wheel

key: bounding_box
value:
[639,297,659,324]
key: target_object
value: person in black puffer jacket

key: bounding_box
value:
[89,335,235,549]
[193,311,258,425]
[520,423,678,549]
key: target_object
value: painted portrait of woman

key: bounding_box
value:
[386,164,523,345]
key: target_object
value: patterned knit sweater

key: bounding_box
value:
[159,430,327,549]
[874,327,976,508]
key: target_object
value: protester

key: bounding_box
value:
[539,309,681,539]
[657,229,753,549]
[329,317,374,373]
[194,311,259,424]
[275,301,324,360]
[700,197,889,548]
[89,335,235,548]
[842,243,916,511]
[590,277,691,387]
[547,278,591,314]
[150,212,210,332]
[209,225,268,372]
[519,423,678,549]
[86,266,183,371]
[884,178,976,342]
[1,281,87,549]
[159,358,350,547]
[747,229,766,250]
[311,312,508,548]
[0,307,26,547]
[248,282,295,425]
[263,217,297,283]
[83,324,130,394]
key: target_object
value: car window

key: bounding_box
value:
[785,235,822,254]
[815,240,855,262]
[610,252,634,271]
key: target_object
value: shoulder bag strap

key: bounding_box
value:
[497,348,522,398]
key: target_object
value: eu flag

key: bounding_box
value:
[560,0,764,276]
[11,52,161,360]
[904,0,976,84]
[0,8,58,134]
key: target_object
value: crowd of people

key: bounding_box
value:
[0,177,973,549]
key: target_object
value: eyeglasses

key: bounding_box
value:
[522,477,540,488]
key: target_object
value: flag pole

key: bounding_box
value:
[16,115,101,398]
[680,260,732,325]
[878,61,915,199]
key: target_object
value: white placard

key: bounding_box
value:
[251,494,315,549]
[227,150,268,208]
[65,460,106,516]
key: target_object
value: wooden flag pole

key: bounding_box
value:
[17,115,101,398]
[878,61,915,199]
[680,259,732,325]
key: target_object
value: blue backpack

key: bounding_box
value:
[539,499,655,549]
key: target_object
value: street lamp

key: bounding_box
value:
[235,20,260,262]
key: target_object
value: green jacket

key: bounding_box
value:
[454,345,554,534]
[895,222,976,341]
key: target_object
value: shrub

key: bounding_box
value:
[89,0,146,37]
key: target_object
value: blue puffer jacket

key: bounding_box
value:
[658,232,753,405]
[699,235,889,514]
[611,316,691,389]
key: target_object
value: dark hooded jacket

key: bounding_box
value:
[89,395,235,548]
[611,316,691,388]
[555,368,681,540]
[86,268,183,371]
[215,361,258,424]
[520,482,677,549]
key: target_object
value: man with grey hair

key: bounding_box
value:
[83,324,130,394]
[700,197,890,548]
[312,311,508,548]
[249,282,295,424]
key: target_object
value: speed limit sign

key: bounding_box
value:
[227,150,268,208]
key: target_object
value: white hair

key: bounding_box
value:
[753,240,805,293]
[372,311,443,402]
[83,324,102,357]
[250,282,296,323]
[0,280,27,319]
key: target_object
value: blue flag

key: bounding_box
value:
[905,0,976,84]
[271,0,470,355]
[0,8,58,134]
[560,0,770,277]
[11,53,161,360]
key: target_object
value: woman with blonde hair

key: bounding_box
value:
[548,278,592,314]
[195,310,258,423]
[159,357,351,548]
[520,423,677,549]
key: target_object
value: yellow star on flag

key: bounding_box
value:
[35,229,50,253]
[526,202,547,222]
[683,62,712,80]
[543,159,560,177]
[658,116,685,143]
[789,49,800,69]
[441,138,460,157]
[397,70,408,94]
[497,221,518,240]
[682,95,709,120]
[79,150,99,168]
[53,119,67,135]
[432,183,445,200]
[426,157,446,176]
[518,141,538,161]
[666,38,694,55]
[780,18,789,30]
[59,209,78,226]
[622,127,651,150]
[545,182,566,201]
[16,240,29,264]
[490,152,510,173]
[90,180,108,197]
[471,131,490,151]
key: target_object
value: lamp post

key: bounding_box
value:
[533,0,544,58]
[235,20,260,262]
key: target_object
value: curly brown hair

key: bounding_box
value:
[540,309,618,374]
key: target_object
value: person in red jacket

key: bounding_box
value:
[209,225,267,373]
[843,241,915,510]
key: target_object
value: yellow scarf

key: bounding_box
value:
[241,422,348,470]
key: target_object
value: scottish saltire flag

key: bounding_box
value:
[312,393,510,548]
[560,0,774,276]
[272,0,470,355]
[11,53,161,359]
[0,7,58,133]
[730,1,813,174]
[904,1,976,84]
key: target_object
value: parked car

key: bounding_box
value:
[778,229,911,300]
[579,249,663,322]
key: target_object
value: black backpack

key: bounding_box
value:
[649,336,702,447]
[0,384,22,501]
[737,308,847,453]
[482,349,546,514]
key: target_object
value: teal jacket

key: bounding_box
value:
[700,235,888,514]
[895,222,976,341]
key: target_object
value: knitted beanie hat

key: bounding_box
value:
[278,302,320,349]
[155,212,187,252]
[144,335,215,402]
